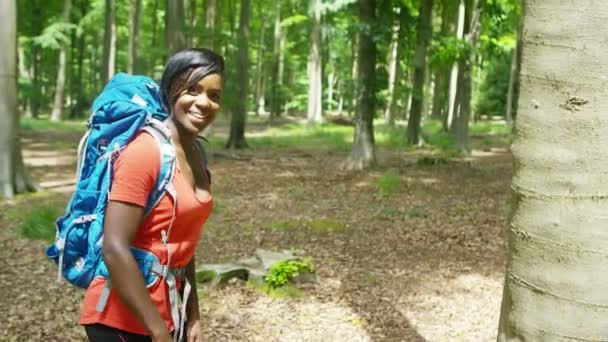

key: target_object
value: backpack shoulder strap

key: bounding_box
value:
[141,118,177,216]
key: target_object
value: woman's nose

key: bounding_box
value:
[194,93,210,109]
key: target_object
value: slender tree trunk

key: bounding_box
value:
[149,0,160,75]
[226,0,250,149]
[254,5,266,116]
[453,0,480,154]
[128,0,142,74]
[0,0,37,198]
[270,0,282,118]
[344,0,376,170]
[17,45,33,118]
[102,0,116,84]
[431,0,456,122]
[204,0,217,50]
[348,31,358,117]
[498,1,608,339]
[167,0,186,53]
[446,0,465,131]
[306,0,323,125]
[406,0,433,145]
[50,0,72,122]
[384,6,404,127]
[327,71,335,112]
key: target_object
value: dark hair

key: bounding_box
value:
[159,48,224,113]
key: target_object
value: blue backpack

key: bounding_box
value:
[46,73,200,340]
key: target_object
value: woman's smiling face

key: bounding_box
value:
[171,73,223,135]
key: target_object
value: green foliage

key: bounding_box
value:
[14,202,61,242]
[264,259,314,288]
[474,51,512,117]
[20,119,86,133]
[377,169,401,197]
[430,37,469,69]
[32,22,79,49]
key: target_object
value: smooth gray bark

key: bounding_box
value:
[50,0,72,122]
[498,1,608,339]
[0,0,37,198]
[406,0,433,145]
[167,0,186,53]
[306,0,323,125]
[453,0,480,154]
[344,0,376,170]
[128,0,142,74]
[102,0,116,84]
[226,0,251,149]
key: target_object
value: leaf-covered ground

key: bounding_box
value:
[0,119,512,341]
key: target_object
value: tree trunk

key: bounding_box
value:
[327,71,335,112]
[254,4,266,116]
[226,0,250,149]
[72,0,87,118]
[348,31,358,117]
[0,0,37,198]
[269,0,282,118]
[306,0,323,125]
[498,1,608,339]
[102,0,116,84]
[453,0,480,154]
[167,0,186,54]
[50,0,72,122]
[128,0,142,74]
[384,6,405,127]
[204,0,218,50]
[17,45,33,119]
[406,0,433,145]
[431,0,456,122]
[344,0,376,171]
[445,0,465,132]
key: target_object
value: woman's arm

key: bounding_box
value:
[185,258,200,321]
[184,258,202,342]
[102,200,171,341]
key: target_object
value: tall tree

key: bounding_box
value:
[406,0,433,145]
[204,0,219,51]
[430,0,457,124]
[226,0,251,149]
[446,0,465,131]
[384,5,407,126]
[306,0,323,125]
[452,0,480,154]
[269,0,282,118]
[0,0,37,197]
[254,1,267,116]
[498,0,608,339]
[50,0,72,122]
[167,0,186,53]
[127,0,142,74]
[102,0,116,84]
[344,0,376,170]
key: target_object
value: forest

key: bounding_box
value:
[4,0,607,341]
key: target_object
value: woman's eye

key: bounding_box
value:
[210,93,221,102]
[186,87,198,95]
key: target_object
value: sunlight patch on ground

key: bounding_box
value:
[398,273,503,342]
[208,291,372,341]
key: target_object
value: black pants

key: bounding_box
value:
[84,324,152,342]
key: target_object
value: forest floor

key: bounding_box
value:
[0,116,512,341]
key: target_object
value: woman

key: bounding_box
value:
[80,48,224,342]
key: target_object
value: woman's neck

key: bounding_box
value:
[165,118,196,151]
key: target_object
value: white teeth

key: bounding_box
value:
[189,112,204,120]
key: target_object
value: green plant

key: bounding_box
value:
[377,169,402,197]
[20,203,61,242]
[264,259,314,289]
